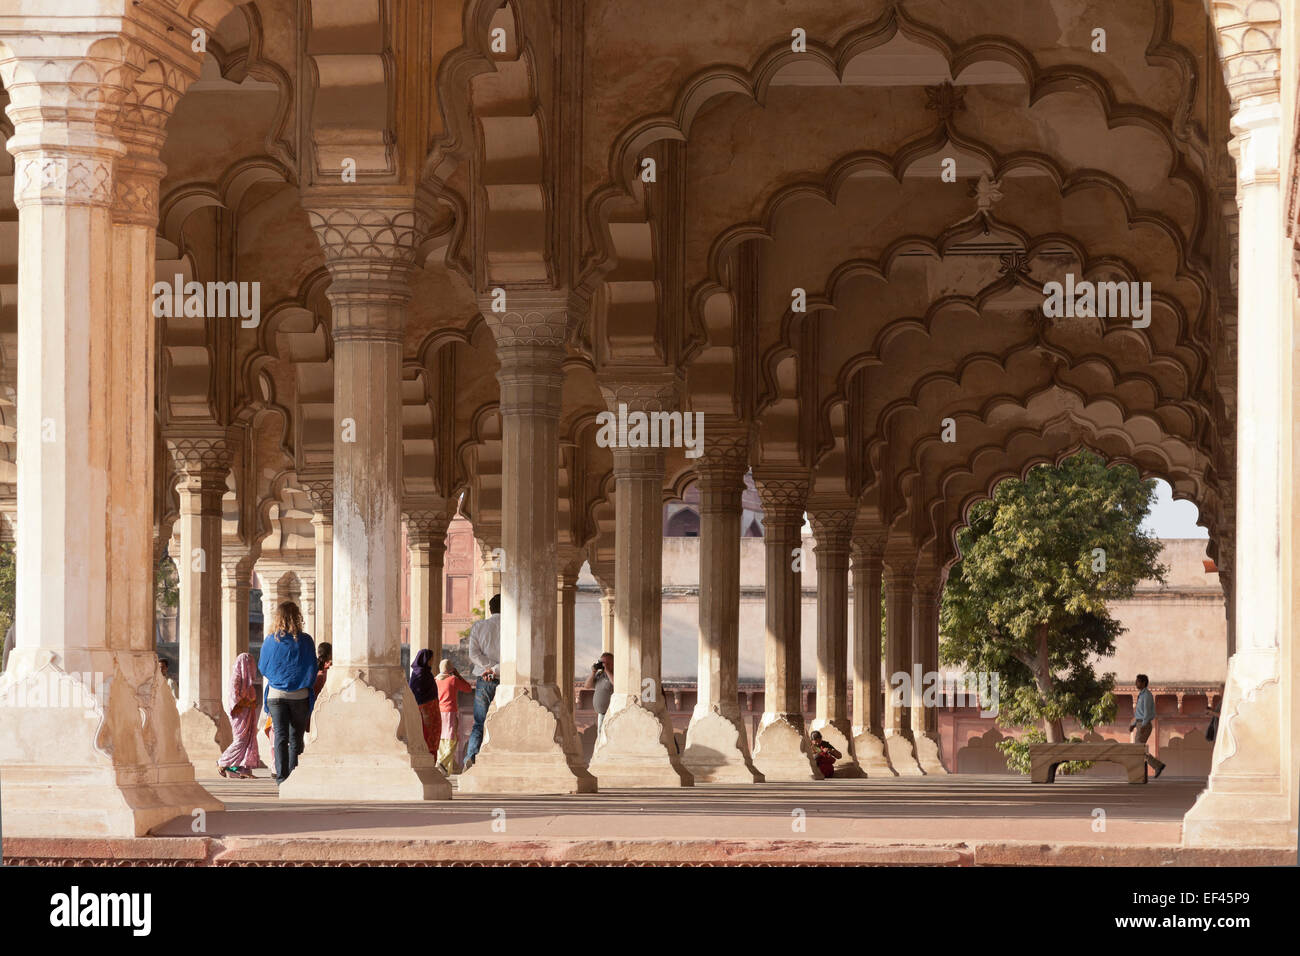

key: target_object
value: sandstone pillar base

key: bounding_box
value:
[0,661,222,837]
[852,730,897,777]
[752,713,820,780]
[914,730,948,775]
[179,705,232,774]
[885,730,924,776]
[681,710,764,783]
[1182,651,1293,847]
[588,703,693,787]
[277,674,451,801]
[458,692,597,794]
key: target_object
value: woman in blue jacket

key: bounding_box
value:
[257,602,318,784]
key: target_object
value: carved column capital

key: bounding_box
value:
[808,502,855,557]
[850,534,886,572]
[597,370,682,415]
[113,65,192,224]
[0,34,142,209]
[753,469,810,527]
[404,507,453,549]
[479,289,582,351]
[301,473,334,520]
[695,427,750,514]
[1209,2,1281,108]
[165,429,236,487]
[304,196,426,339]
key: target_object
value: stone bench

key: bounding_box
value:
[1029,742,1149,784]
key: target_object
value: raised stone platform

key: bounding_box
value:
[2,774,1292,866]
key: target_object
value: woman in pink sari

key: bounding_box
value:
[218,652,263,778]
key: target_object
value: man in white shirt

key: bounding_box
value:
[463,594,501,769]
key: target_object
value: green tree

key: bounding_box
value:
[939,452,1166,771]
[0,541,15,647]
[155,555,179,612]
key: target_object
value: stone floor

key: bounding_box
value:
[7,774,1293,865]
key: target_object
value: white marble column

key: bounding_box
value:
[278,200,448,801]
[302,473,333,647]
[850,536,894,775]
[220,547,256,698]
[911,570,947,774]
[808,504,861,776]
[0,33,220,835]
[557,560,580,732]
[167,431,236,771]
[750,471,819,779]
[600,587,616,655]
[883,557,923,774]
[589,380,692,786]
[682,439,763,782]
[405,505,451,658]
[1183,82,1291,845]
[460,292,595,793]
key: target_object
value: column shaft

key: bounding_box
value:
[850,543,894,774]
[911,575,947,774]
[0,38,221,834]
[682,454,762,782]
[458,298,594,794]
[750,474,818,779]
[168,438,234,768]
[558,570,578,729]
[883,562,923,774]
[809,507,859,776]
[278,202,449,802]
[1183,93,1291,845]
[589,443,692,786]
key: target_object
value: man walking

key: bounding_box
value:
[1130,673,1166,779]
[463,594,501,770]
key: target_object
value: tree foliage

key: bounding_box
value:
[939,452,1167,770]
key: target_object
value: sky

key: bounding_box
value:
[1141,478,1207,539]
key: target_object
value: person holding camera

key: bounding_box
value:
[463,593,501,770]
[583,652,614,738]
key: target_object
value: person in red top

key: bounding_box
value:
[810,730,842,779]
[435,659,475,775]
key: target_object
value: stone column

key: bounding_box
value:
[600,587,616,655]
[1183,69,1291,844]
[166,431,236,772]
[258,575,280,635]
[850,536,894,775]
[750,471,819,779]
[0,33,220,834]
[682,438,763,783]
[405,505,451,658]
[302,474,333,647]
[220,547,256,697]
[557,563,579,730]
[459,292,595,793]
[589,378,692,787]
[883,557,923,774]
[911,570,947,774]
[278,199,448,801]
[808,504,861,776]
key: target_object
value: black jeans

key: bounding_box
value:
[268,696,310,783]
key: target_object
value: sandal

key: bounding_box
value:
[217,765,231,778]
